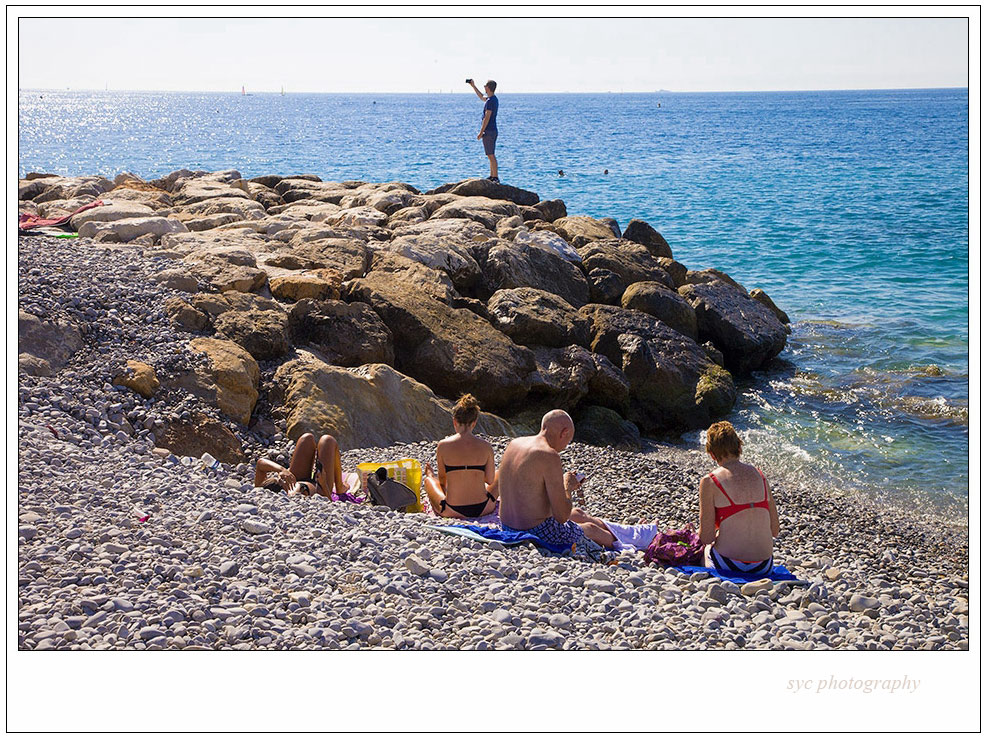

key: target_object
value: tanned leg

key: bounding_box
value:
[316,435,342,498]
[423,463,457,518]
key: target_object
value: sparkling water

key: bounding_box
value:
[19,88,969,516]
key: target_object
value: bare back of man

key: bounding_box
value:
[497,410,615,549]
[497,433,567,529]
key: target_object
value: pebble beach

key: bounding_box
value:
[17,234,969,652]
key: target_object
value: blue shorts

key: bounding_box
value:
[482,131,497,155]
[505,517,585,550]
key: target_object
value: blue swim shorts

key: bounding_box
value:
[504,517,585,550]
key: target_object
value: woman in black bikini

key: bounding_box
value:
[254,432,345,499]
[424,394,499,519]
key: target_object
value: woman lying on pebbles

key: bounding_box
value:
[423,394,499,519]
[698,421,780,576]
[254,432,345,499]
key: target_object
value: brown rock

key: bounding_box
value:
[430,196,522,231]
[271,358,513,449]
[18,310,84,374]
[426,178,539,206]
[212,293,290,360]
[487,287,591,348]
[575,405,642,451]
[182,337,260,424]
[534,199,567,222]
[621,281,698,340]
[155,413,243,464]
[287,299,394,367]
[622,218,673,258]
[346,267,534,411]
[580,304,736,432]
[269,272,341,302]
[750,288,791,324]
[480,238,590,308]
[113,360,160,398]
[152,269,199,293]
[553,215,618,248]
[164,297,211,332]
[678,282,788,374]
[577,239,675,292]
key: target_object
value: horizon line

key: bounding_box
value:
[19,85,969,95]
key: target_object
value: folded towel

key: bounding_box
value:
[674,564,805,585]
[602,521,659,551]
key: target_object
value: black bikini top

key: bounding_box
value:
[443,462,487,472]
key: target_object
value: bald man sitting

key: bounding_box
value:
[497,409,616,550]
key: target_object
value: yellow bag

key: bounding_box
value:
[356,458,424,513]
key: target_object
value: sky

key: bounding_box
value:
[17,16,969,93]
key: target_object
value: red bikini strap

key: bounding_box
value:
[757,469,768,501]
[708,473,736,504]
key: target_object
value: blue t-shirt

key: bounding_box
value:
[483,95,498,133]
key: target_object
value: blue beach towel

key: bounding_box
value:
[674,564,805,585]
[427,524,572,554]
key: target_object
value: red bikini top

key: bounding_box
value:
[711,470,770,528]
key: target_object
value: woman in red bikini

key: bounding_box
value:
[423,394,499,519]
[698,421,780,576]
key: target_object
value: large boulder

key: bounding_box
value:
[430,196,522,231]
[154,413,243,464]
[622,218,673,258]
[553,216,618,248]
[273,178,348,204]
[176,338,260,424]
[287,299,394,367]
[346,268,534,411]
[323,206,390,229]
[525,345,629,414]
[621,281,698,340]
[384,219,492,290]
[512,228,582,263]
[487,288,590,348]
[18,310,84,375]
[108,183,174,210]
[281,230,371,280]
[527,345,597,408]
[69,201,156,230]
[177,196,266,221]
[271,358,513,449]
[77,216,188,242]
[579,304,736,433]
[575,405,642,452]
[750,288,791,325]
[353,251,457,304]
[268,271,341,302]
[577,239,675,291]
[481,239,590,308]
[426,178,539,206]
[171,178,254,206]
[534,199,567,222]
[212,293,290,361]
[678,282,788,374]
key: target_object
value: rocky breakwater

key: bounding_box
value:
[19,169,790,453]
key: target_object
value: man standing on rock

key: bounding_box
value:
[467,78,499,182]
[496,410,615,549]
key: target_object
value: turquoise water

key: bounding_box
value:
[18,88,969,516]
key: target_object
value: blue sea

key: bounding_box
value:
[18,88,970,518]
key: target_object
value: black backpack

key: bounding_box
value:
[365,467,417,511]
